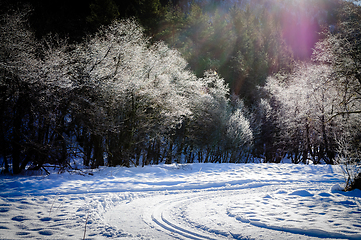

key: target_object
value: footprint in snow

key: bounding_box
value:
[318,192,333,197]
[0,207,9,212]
[263,194,272,199]
[11,215,28,222]
[40,217,52,221]
[289,190,314,197]
[38,230,53,236]
[16,231,30,236]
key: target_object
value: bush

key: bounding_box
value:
[336,134,361,191]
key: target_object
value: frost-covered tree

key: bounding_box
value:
[175,71,254,164]
[71,19,198,167]
[0,8,76,173]
[312,2,361,119]
[185,71,230,163]
[226,103,254,162]
[312,0,361,189]
[264,64,343,164]
[0,9,40,173]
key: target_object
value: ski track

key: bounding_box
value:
[0,163,360,239]
[104,186,361,240]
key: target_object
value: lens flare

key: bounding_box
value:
[156,0,335,94]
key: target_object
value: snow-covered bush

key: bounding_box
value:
[226,107,253,161]
[336,132,361,191]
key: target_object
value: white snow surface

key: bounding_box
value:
[0,163,360,240]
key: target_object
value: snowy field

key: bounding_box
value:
[0,163,360,240]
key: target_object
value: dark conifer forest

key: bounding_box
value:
[0,0,360,188]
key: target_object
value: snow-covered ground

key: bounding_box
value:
[0,163,360,240]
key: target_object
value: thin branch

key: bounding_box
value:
[83,212,89,240]
[89,44,113,73]
[328,110,361,122]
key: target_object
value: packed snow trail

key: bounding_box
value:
[0,163,360,239]
[104,185,361,239]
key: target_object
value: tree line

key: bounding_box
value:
[0,0,360,188]
[0,10,253,174]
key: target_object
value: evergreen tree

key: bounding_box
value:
[87,0,119,30]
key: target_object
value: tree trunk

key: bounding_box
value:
[165,141,173,164]
[12,109,22,174]
[92,134,104,168]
